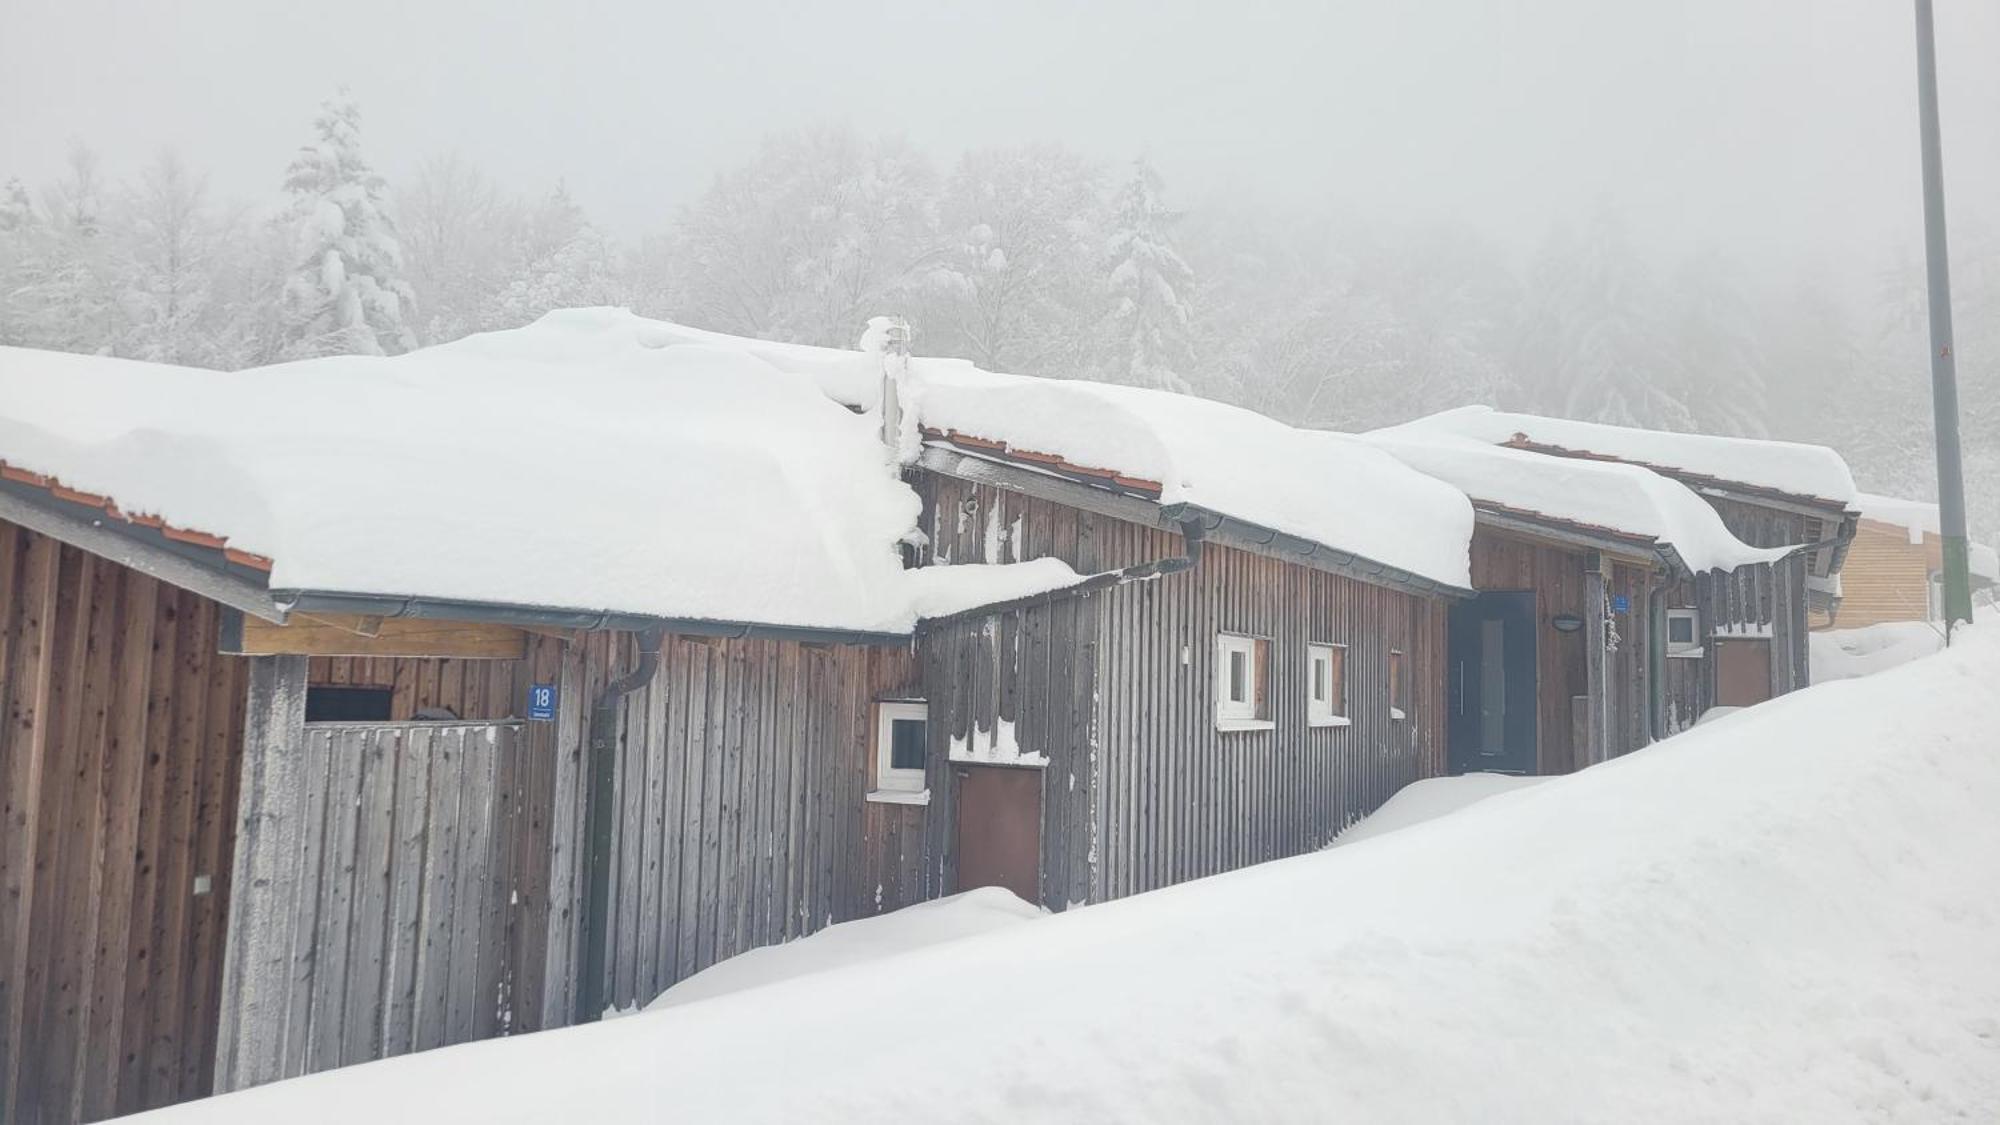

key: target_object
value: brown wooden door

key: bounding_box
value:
[953,765,1043,904]
[1714,638,1774,708]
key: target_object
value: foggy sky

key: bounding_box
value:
[6,0,2000,276]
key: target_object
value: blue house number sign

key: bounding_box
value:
[528,683,556,721]
[1611,595,1631,614]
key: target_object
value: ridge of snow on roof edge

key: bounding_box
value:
[1398,405,1859,509]
[1359,423,1792,574]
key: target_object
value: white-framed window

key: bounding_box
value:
[869,700,930,804]
[1307,643,1348,727]
[1389,649,1408,721]
[1215,633,1271,730]
[1667,608,1703,657]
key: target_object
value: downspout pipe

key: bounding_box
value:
[576,625,665,1024]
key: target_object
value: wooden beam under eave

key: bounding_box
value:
[224,614,529,659]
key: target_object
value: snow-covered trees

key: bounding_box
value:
[481,185,622,331]
[0,121,1990,545]
[0,147,121,353]
[1098,160,1198,392]
[276,91,416,358]
[649,128,938,347]
[920,143,1103,374]
[1512,207,1694,431]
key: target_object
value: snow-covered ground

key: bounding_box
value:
[1328,771,1550,848]
[633,888,1041,1012]
[1810,621,1948,682]
[135,629,2000,1123]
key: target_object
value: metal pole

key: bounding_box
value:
[1913,0,1975,635]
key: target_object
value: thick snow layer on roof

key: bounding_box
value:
[140,627,2000,1123]
[1363,426,1793,573]
[1399,406,1859,506]
[905,361,1475,588]
[1855,491,1944,538]
[0,312,938,632]
[1850,494,1999,579]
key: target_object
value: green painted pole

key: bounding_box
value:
[1912,0,1975,636]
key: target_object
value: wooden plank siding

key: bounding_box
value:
[562,633,919,1018]
[911,471,1449,908]
[221,722,545,1083]
[1821,519,1941,629]
[1659,498,1814,734]
[1466,530,1594,774]
[0,519,248,1125]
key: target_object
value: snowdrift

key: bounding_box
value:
[133,628,2000,1122]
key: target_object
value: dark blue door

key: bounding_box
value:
[1448,592,1539,775]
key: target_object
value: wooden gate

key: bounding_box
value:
[265,721,548,1080]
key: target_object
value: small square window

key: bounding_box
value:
[1667,609,1702,655]
[1307,644,1347,727]
[1216,634,1271,730]
[872,700,929,799]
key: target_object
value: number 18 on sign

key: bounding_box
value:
[528,683,556,721]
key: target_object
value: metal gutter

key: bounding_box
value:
[272,590,910,647]
[0,484,286,621]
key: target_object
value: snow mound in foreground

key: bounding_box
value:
[139,631,2000,1123]
[1328,771,1551,849]
[637,887,1040,1013]
[1810,621,1947,682]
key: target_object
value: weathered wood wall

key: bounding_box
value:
[567,634,919,1018]
[1657,501,1813,735]
[913,472,1448,908]
[307,656,524,722]
[235,722,547,1081]
[1466,531,1591,774]
[0,520,247,1125]
[1705,498,1812,695]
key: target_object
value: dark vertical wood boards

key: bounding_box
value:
[0,520,249,1125]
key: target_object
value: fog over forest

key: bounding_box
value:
[2,0,1997,537]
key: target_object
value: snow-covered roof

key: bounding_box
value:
[901,360,1476,589]
[1362,424,1793,574]
[0,309,1481,631]
[1850,493,1999,582]
[1397,406,1859,509]
[1855,491,1946,538]
[0,311,1083,635]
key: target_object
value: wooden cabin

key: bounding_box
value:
[0,315,1483,1122]
[1375,409,1859,729]
[902,439,1464,908]
[1809,493,1999,629]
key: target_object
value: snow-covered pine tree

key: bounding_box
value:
[1098,159,1197,393]
[481,184,621,331]
[1,147,120,353]
[1511,206,1694,431]
[922,143,1103,375]
[276,90,417,359]
[0,178,31,233]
